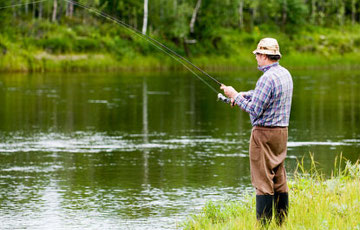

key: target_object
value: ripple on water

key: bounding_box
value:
[0,132,247,154]
[0,132,357,154]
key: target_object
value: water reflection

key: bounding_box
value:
[143,78,149,186]
[0,70,359,229]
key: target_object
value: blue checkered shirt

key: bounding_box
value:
[235,62,293,127]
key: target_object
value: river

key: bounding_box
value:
[0,69,359,229]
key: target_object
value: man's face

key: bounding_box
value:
[255,53,267,66]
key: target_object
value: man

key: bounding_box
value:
[220,38,293,226]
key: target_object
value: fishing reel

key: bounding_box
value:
[217,93,231,104]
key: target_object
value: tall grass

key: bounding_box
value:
[182,154,360,230]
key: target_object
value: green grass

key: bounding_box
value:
[182,154,360,230]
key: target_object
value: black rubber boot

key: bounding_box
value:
[256,195,274,227]
[274,192,289,225]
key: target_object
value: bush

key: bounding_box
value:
[38,37,73,53]
[74,37,100,52]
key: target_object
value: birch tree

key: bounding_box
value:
[11,0,16,18]
[38,2,42,19]
[25,0,28,15]
[52,0,57,22]
[311,0,316,24]
[337,0,345,26]
[173,0,177,14]
[66,1,74,18]
[142,0,148,34]
[351,0,356,25]
[189,0,201,34]
[32,1,36,18]
[238,0,244,29]
[250,0,258,30]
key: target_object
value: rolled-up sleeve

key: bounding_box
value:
[243,90,254,100]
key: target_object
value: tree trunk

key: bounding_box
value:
[142,0,148,34]
[52,0,58,22]
[25,0,29,15]
[58,0,63,21]
[33,2,36,19]
[39,2,43,19]
[12,0,16,18]
[173,0,177,14]
[351,0,356,25]
[160,0,164,19]
[133,8,138,29]
[67,1,74,18]
[251,7,257,30]
[70,2,74,18]
[338,0,344,26]
[183,38,191,57]
[311,0,316,24]
[190,0,201,34]
[238,0,244,30]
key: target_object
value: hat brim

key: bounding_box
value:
[253,49,281,57]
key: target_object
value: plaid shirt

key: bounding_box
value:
[235,62,293,127]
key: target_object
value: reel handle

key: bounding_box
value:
[217,93,231,104]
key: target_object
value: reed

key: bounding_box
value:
[182,154,360,230]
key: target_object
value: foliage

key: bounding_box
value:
[1,0,360,71]
[1,0,360,39]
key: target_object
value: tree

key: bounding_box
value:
[52,0,57,22]
[238,0,244,29]
[142,0,148,34]
[311,0,316,24]
[66,1,74,18]
[25,0,28,15]
[337,0,345,26]
[11,0,17,18]
[189,0,201,34]
[351,0,356,25]
[38,2,43,19]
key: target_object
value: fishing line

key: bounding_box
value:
[0,0,221,93]
[63,0,220,94]
[0,0,232,102]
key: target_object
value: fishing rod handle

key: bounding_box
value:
[217,93,231,104]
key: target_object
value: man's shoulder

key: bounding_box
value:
[266,65,291,79]
[271,64,289,73]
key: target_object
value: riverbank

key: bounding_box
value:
[1,20,360,72]
[2,48,360,73]
[182,156,360,229]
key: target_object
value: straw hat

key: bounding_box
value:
[252,38,281,57]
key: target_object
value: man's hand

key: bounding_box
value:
[220,84,238,99]
[220,84,238,108]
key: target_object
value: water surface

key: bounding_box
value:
[0,69,359,229]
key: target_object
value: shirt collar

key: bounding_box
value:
[258,62,279,72]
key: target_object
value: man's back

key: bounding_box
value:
[251,64,293,127]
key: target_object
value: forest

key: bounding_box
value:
[1,0,360,71]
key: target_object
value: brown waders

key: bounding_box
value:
[249,126,289,226]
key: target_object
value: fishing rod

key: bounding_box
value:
[0,0,231,104]
[64,0,231,104]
